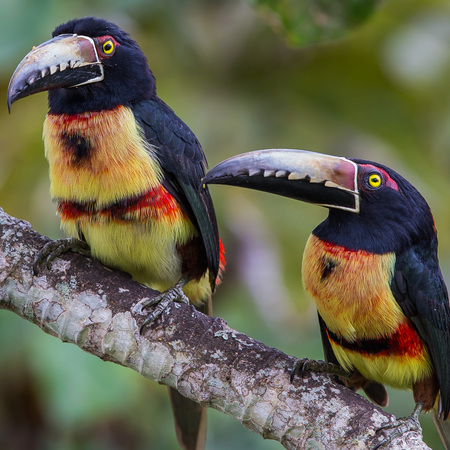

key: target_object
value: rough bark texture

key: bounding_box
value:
[0,207,430,449]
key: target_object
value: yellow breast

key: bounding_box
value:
[302,234,404,341]
[43,106,162,205]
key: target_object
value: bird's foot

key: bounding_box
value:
[373,402,423,449]
[132,277,190,331]
[289,357,348,382]
[33,238,91,275]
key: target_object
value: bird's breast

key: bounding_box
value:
[302,233,403,341]
[43,105,163,206]
[302,234,432,387]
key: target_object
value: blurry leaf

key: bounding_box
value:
[251,0,382,45]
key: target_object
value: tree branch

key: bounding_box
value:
[0,207,429,449]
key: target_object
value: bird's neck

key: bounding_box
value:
[313,210,402,254]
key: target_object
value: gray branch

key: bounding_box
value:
[0,207,429,449]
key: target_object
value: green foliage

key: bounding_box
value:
[252,0,381,45]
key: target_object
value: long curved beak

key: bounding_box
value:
[7,34,103,111]
[203,149,360,213]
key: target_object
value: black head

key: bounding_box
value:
[8,17,156,114]
[315,159,436,253]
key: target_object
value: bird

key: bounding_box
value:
[8,17,225,450]
[203,148,450,448]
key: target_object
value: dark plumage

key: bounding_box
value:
[314,159,436,254]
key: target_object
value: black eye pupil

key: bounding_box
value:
[105,43,112,51]
[366,172,382,189]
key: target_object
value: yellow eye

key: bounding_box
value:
[102,39,115,55]
[368,173,382,188]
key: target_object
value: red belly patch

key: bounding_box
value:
[58,185,182,222]
[327,319,426,360]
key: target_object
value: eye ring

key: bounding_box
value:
[367,172,382,189]
[102,39,115,55]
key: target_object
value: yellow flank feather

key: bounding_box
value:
[330,339,432,389]
[302,234,433,388]
[63,215,212,305]
[61,216,192,290]
[43,106,212,305]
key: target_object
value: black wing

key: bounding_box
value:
[318,313,340,366]
[132,97,220,288]
[392,240,450,419]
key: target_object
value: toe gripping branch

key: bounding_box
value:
[33,237,191,333]
[33,237,91,275]
[290,359,424,448]
[132,277,190,332]
[289,357,349,383]
[373,402,423,449]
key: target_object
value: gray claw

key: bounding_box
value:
[132,278,190,332]
[33,238,91,274]
[373,403,423,449]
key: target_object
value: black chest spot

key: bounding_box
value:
[320,256,338,281]
[61,132,93,165]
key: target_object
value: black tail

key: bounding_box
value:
[169,388,207,450]
[169,296,212,449]
[433,409,450,450]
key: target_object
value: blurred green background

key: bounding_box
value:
[1,0,450,448]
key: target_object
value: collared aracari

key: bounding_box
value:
[8,17,225,450]
[203,149,450,447]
